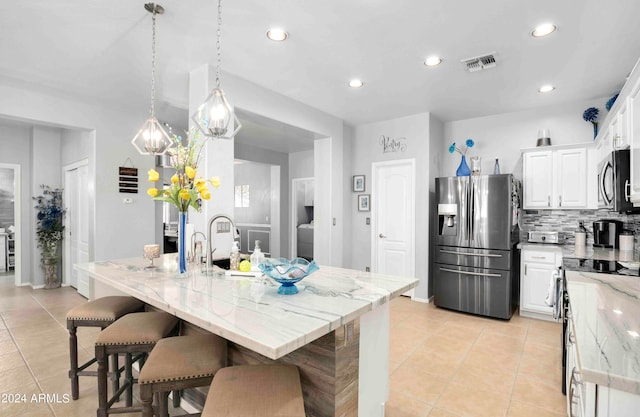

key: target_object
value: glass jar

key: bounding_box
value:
[470,156,481,176]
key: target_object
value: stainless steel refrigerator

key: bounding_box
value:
[434,174,520,319]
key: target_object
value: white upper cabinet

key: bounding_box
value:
[523,146,593,209]
[556,148,588,208]
[523,151,553,208]
[594,57,640,205]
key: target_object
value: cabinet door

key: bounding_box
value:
[630,83,640,204]
[523,151,553,209]
[597,385,640,417]
[520,261,554,315]
[616,102,629,150]
[556,148,588,208]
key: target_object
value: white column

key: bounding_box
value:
[189,64,235,258]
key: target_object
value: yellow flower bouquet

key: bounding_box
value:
[146,129,220,212]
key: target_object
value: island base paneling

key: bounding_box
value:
[227,319,360,417]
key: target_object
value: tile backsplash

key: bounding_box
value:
[520,209,640,250]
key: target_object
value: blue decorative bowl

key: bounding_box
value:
[258,258,319,295]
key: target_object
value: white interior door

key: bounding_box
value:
[372,159,415,297]
[64,161,89,296]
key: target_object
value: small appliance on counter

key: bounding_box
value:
[593,219,624,248]
[574,221,587,247]
[619,230,635,252]
[528,231,564,244]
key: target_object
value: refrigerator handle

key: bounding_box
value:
[439,267,501,278]
[469,180,474,241]
[439,249,502,258]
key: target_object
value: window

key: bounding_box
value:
[234,185,250,207]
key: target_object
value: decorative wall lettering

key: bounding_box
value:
[379,135,407,153]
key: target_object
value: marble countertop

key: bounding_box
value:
[75,256,418,360]
[519,242,639,262]
[566,270,640,394]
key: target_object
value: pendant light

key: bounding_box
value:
[192,0,242,139]
[131,3,174,155]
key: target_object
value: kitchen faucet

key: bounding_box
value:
[206,214,239,267]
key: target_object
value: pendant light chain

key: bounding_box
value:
[216,0,222,89]
[150,7,158,117]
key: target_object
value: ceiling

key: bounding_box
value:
[1,0,640,146]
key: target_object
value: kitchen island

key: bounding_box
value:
[565,268,640,416]
[76,256,418,417]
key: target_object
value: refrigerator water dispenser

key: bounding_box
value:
[438,203,458,235]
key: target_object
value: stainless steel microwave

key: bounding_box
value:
[597,149,639,213]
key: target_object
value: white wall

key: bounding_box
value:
[0,82,157,269]
[442,97,608,176]
[289,150,314,179]
[220,70,345,267]
[234,142,289,257]
[428,114,444,298]
[234,161,271,224]
[350,112,431,299]
[31,126,62,286]
[61,129,91,166]
[0,124,31,282]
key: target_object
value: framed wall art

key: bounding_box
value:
[352,175,365,192]
[358,194,370,212]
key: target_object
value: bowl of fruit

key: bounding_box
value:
[258,258,319,295]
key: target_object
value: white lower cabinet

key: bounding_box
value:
[519,247,561,320]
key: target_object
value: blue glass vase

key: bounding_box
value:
[456,155,471,176]
[178,211,187,274]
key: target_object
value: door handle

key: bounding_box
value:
[625,179,631,202]
[547,195,551,207]
[379,233,387,238]
[558,195,562,207]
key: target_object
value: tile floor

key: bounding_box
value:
[0,273,566,417]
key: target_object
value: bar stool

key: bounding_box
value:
[201,365,306,417]
[66,296,145,400]
[138,334,227,417]
[95,311,179,417]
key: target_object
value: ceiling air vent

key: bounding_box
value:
[461,52,497,72]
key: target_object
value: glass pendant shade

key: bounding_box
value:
[192,87,242,139]
[131,116,173,155]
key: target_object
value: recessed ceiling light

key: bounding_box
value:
[266,28,288,42]
[348,79,364,88]
[532,23,557,37]
[628,330,639,338]
[424,56,443,67]
[613,309,623,315]
[538,85,555,93]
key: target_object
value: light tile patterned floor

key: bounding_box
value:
[0,273,566,417]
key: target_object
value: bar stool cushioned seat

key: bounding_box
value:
[66,296,145,400]
[201,365,306,417]
[95,311,179,417]
[139,334,227,417]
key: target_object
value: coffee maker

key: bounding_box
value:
[592,219,624,248]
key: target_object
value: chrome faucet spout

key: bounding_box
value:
[206,214,238,267]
